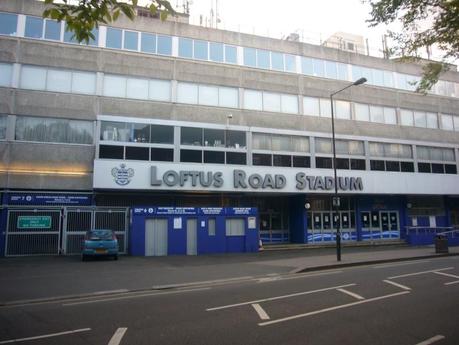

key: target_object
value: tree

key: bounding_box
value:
[43,0,176,44]
[366,0,459,93]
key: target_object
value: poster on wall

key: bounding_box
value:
[248,217,257,229]
[173,217,182,229]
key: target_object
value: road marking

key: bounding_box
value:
[258,291,410,326]
[383,280,411,291]
[63,287,210,306]
[445,280,459,286]
[433,271,459,279]
[258,277,280,283]
[0,328,91,344]
[206,283,355,311]
[257,270,343,284]
[108,327,128,345]
[336,288,365,300]
[415,334,445,345]
[372,260,431,269]
[251,303,270,320]
[388,267,454,279]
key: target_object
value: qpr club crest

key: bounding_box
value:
[111,164,134,186]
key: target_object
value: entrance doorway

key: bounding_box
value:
[361,211,399,240]
[186,218,197,255]
[307,211,356,243]
[145,218,168,256]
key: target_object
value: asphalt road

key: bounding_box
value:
[1,256,458,345]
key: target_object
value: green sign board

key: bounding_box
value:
[17,216,52,229]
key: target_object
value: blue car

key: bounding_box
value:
[81,229,119,261]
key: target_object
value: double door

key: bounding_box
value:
[361,211,399,240]
[308,211,356,243]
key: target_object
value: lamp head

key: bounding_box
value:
[353,77,367,86]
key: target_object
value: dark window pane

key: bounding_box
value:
[445,164,457,174]
[151,148,173,162]
[99,145,123,159]
[273,154,291,167]
[226,130,246,148]
[226,152,246,165]
[204,128,225,147]
[125,146,149,161]
[0,13,18,35]
[418,162,431,173]
[350,159,366,170]
[370,160,385,171]
[157,35,172,55]
[181,149,202,163]
[293,156,310,168]
[400,161,414,172]
[132,124,150,143]
[151,125,173,144]
[336,158,350,170]
[253,153,272,166]
[106,28,122,49]
[386,160,400,171]
[181,127,202,145]
[25,16,43,38]
[44,20,61,40]
[316,157,333,169]
[141,32,156,53]
[432,163,445,174]
[204,151,225,164]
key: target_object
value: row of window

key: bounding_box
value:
[1,12,458,98]
[2,62,459,131]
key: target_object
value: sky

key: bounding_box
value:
[186,0,391,57]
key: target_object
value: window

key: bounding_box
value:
[0,63,13,87]
[445,164,457,174]
[303,97,320,116]
[180,149,202,163]
[219,87,238,108]
[47,69,72,93]
[64,26,98,45]
[253,153,272,166]
[178,37,193,58]
[336,158,349,169]
[355,103,369,122]
[15,116,93,144]
[181,127,202,146]
[316,157,333,169]
[383,71,394,87]
[272,135,291,151]
[141,33,156,54]
[20,65,47,90]
[369,105,384,123]
[226,218,245,236]
[301,57,313,75]
[293,156,310,168]
[335,100,350,120]
[337,63,348,81]
[151,125,174,144]
[383,107,397,124]
[124,31,138,50]
[285,54,296,73]
[426,113,438,129]
[350,159,366,170]
[325,60,337,79]
[441,114,454,130]
[418,162,431,173]
[125,146,149,160]
[151,148,173,161]
[25,16,43,38]
[401,162,414,172]
[263,92,281,112]
[414,111,427,128]
[106,28,122,49]
[243,47,256,67]
[204,151,225,164]
[281,94,298,113]
[244,90,262,110]
[0,12,17,36]
[225,45,237,64]
[149,79,171,101]
[370,160,385,171]
[271,52,284,71]
[319,99,331,117]
[292,136,309,152]
[252,133,271,150]
[44,20,61,40]
[157,35,172,55]
[432,163,444,174]
[177,82,198,104]
[208,218,216,236]
[400,110,414,126]
[257,49,270,69]
[210,42,223,62]
[273,155,291,167]
[315,138,332,154]
[99,145,123,159]
[312,59,325,77]
[126,78,149,100]
[72,71,96,94]
[204,128,225,147]
[194,40,208,60]
[131,123,150,142]
[226,131,246,148]
[226,152,246,165]
[103,75,127,97]
[386,161,400,171]
[100,121,129,141]
[0,115,7,140]
[199,85,218,106]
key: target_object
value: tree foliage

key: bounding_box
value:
[366,0,459,93]
[43,0,176,44]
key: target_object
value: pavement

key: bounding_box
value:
[0,244,458,305]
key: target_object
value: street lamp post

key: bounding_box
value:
[330,77,367,262]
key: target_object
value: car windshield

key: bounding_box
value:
[87,230,113,240]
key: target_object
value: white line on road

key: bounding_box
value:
[63,287,210,306]
[108,328,128,345]
[445,280,459,286]
[415,334,445,345]
[337,288,365,300]
[251,304,270,320]
[206,283,356,311]
[258,291,410,327]
[372,260,431,269]
[433,271,459,279]
[388,267,454,279]
[0,328,91,344]
[383,280,412,291]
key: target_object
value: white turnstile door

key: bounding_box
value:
[187,219,197,255]
[145,218,168,256]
